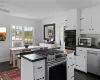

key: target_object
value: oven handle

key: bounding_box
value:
[47,60,66,68]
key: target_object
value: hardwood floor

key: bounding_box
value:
[0,61,100,80]
[0,61,12,72]
[75,70,100,80]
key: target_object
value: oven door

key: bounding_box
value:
[47,61,66,80]
[65,36,76,50]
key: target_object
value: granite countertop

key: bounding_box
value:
[77,45,100,49]
[21,53,46,62]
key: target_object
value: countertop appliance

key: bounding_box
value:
[87,50,100,76]
[78,38,94,46]
[34,49,67,80]
[64,30,76,50]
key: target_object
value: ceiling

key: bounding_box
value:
[0,0,100,19]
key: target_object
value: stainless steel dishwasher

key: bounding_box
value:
[87,50,100,76]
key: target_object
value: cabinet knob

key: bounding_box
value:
[38,66,42,69]
[92,29,94,30]
[74,26,75,27]
[89,29,91,30]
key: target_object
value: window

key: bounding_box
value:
[24,26,33,45]
[11,25,34,47]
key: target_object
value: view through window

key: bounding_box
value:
[11,25,33,47]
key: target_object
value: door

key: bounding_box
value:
[87,51,100,75]
[92,5,100,34]
[67,65,74,80]
[67,10,76,30]
[81,7,92,34]
[75,56,81,70]
[80,56,87,72]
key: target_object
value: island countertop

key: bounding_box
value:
[21,53,46,62]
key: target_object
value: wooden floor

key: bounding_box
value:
[0,61,100,80]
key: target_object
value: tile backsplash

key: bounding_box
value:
[80,34,100,46]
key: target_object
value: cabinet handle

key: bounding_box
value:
[76,65,80,67]
[80,29,84,31]
[37,66,42,69]
[71,76,74,78]
[68,66,69,68]
[92,29,94,30]
[69,57,72,59]
[80,18,84,20]
[89,29,91,30]
[80,50,82,51]
[65,20,68,21]
[71,64,74,66]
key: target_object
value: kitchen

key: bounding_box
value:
[0,0,100,80]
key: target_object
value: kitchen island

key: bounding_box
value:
[21,49,75,80]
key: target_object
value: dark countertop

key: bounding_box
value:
[21,53,46,62]
[77,45,100,49]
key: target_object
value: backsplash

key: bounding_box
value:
[80,34,100,46]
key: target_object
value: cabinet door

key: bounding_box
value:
[92,5,100,34]
[80,56,87,72]
[81,7,92,34]
[67,65,74,80]
[75,56,81,70]
[67,11,76,30]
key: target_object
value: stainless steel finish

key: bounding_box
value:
[87,50,100,76]
[78,37,94,46]
[47,57,66,80]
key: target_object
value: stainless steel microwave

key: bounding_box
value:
[78,38,94,46]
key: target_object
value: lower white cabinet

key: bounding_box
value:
[21,58,45,80]
[75,47,87,73]
[34,70,45,80]
[75,55,87,72]
[67,52,75,80]
[67,65,74,80]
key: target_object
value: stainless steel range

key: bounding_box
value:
[34,49,67,80]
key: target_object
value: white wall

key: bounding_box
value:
[42,15,68,46]
[0,12,42,62]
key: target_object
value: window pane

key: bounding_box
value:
[24,27,33,45]
[12,26,22,40]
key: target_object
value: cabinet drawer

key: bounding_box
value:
[34,71,45,80]
[34,60,45,73]
[76,47,87,53]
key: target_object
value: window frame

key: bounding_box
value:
[10,25,34,47]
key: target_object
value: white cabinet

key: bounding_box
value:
[81,4,100,34]
[81,7,93,34]
[92,5,100,34]
[65,9,77,30]
[67,52,75,80]
[21,58,45,80]
[75,47,87,73]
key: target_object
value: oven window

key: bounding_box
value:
[49,63,66,80]
[80,39,87,44]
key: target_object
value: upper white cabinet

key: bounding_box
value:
[92,5,100,34]
[81,7,92,34]
[65,9,80,30]
[81,5,100,34]
[66,10,76,30]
